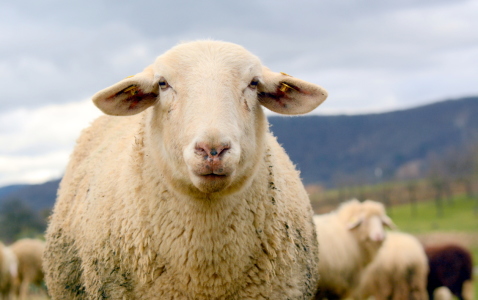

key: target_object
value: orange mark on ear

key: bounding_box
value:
[259,82,306,108]
[280,83,295,93]
[280,82,314,96]
[279,82,300,93]
[123,86,139,96]
[104,84,158,111]
[106,85,140,100]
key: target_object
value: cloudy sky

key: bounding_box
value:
[1,0,478,187]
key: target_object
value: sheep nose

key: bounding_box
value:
[195,142,231,159]
[370,231,385,242]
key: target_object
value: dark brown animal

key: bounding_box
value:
[425,244,474,300]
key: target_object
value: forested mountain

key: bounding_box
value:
[0,184,28,198]
[1,96,477,212]
[0,179,60,212]
[269,96,478,185]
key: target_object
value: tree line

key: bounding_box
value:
[0,198,48,243]
[309,143,478,216]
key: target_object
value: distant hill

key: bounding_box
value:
[269,96,478,185]
[1,96,477,211]
[0,179,60,212]
[0,184,28,198]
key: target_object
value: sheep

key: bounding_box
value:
[355,231,429,300]
[433,286,453,300]
[313,199,395,299]
[0,242,17,300]
[425,244,474,300]
[43,40,328,299]
[10,238,46,300]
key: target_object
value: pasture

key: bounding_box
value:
[310,189,478,299]
[384,195,478,299]
[389,195,478,233]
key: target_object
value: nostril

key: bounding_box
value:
[195,143,209,159]
[195,141,231,158]
[210,146,229,157]
[216,144,230,157]
[195,146,207,155]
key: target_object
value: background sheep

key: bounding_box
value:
[313,199,395,299]
[0,242,17,300]
[425,244,474,300]
[356,231,429,300]
[44,40,328,299]
[433,286,453,300]
[10,238,45,300]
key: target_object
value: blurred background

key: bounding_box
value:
[0,0,477,298]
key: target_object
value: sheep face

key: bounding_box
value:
[346,200,396,257]
[92,41,327,196]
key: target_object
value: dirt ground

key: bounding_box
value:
[416,231,478,279]
[415,231,478,249]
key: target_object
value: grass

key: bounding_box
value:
[388,194,478,233]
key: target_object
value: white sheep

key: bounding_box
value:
[355,231,429,300]
[313,199,395,299]
[43,40,328,299]
[434,286,453,300]
[0,242,17,300]
[11,238,46,300]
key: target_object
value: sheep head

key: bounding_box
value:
[92,41,328,197]
[340,199,396,260]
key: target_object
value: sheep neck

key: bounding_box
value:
[122,122,281,296]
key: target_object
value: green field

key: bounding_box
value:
[388,195,478,299]
[389,195,478,233]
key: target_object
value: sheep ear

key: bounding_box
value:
[92,66,159,116]
[258,67,328,115]
[347,216,364,230]
[381,215,397,230]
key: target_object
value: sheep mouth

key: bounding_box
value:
[194,167,231,178]
[190,171,233,194]
[198,173,228,180]
[188,162,236,193]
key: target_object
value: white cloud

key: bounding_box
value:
[2,0,477,113]
[0,99,102,186]
[1,0,478,185]
[0,151,70,185]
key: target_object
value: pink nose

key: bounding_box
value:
[370,231,385,242]
[195,142,230,159]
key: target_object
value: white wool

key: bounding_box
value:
[434,286,453,300]
[356,231,429,300]
[44,40,328,300]
[314,199,393,299]
[11,238,46,300]
[3,248,18,279]
[0,242,18,298]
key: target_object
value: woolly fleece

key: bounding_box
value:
[44,41,325,300]
[313,199,393,299]
[11,238,45,300]
[356,231,429,300]
[0,242,17,299]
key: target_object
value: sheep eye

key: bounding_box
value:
[158,78,169,90]
[249,78,259,89]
